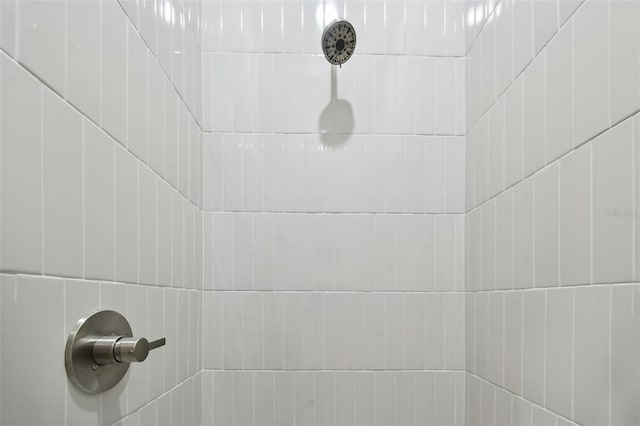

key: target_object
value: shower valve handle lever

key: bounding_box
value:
[93,335,166,364]
[114,336,166,363]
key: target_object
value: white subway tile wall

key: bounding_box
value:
[465,0,640,425]
[0,0,203,424]
[203,134,466,214]
[200,0,467,425]
[203,212,464,292]
[202,370,465,426]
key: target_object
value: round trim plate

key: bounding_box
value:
[322,19,356,66]
[65,310,132,394]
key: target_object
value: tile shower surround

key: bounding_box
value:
[1,0,639,425]
[200,1,468,425]
[465,0,640,425]
[1,0,203,424]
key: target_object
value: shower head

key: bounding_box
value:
[321,19,356,66]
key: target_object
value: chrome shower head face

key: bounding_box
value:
[321,19,356,66]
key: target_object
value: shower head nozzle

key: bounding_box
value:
[321,19,356,66]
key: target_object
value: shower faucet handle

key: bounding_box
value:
[66,310,168,393]
[114,337,166,363]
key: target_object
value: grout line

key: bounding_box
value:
[191,211,466,216]
[3,273,635,295]
[0,48,200,212]
[114,0,204,132]
[466,105,640,216]
[202,49,468,60]
[202,129,467,137]
[465,0,586,137]
[465,371,577,426]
